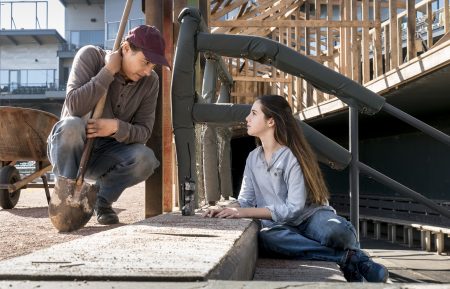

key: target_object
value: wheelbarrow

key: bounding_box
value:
[0,106,59,209]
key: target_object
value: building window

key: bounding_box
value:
[0,69,56,93]
[70,30,104,48]
[106,18,144,42]
[0,70,9,93]
[129,18,144,30]
[107,21,120,40]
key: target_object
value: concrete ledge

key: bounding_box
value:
[0,280,447,289]
[0,213,258,281]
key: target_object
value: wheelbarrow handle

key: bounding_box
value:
[75,0,134,185]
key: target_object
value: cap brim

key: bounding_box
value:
[143,50,171,69]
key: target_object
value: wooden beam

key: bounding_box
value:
[210,19,379,28]
[351,0,359,82]
[373,0,383,78]
[426,1,433,48]
[161,0,173,213]
[211,0,247,20]
[407,0,416,61]
[228,0,300,36]
[389,0,399,69]
[144,0,163,218]
[362,0,370,83]
[445,0,450,33]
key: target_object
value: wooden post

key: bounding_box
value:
[305,2,312,106]
[362,0,370,83]
[314,0,321,103]
[407,0,416,61]
[351,0,359,83]
[326,0,333,101]
[384,25,390,72]
[445,0,450,34]
[426,2,433,49]
[144,0,163,217]
[374,0,382,77]
[389,0,398,69]
[296,8,304,111]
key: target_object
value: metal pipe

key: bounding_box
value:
[358,161,450,220]
[383,103,450,146]
[349,106,360,237]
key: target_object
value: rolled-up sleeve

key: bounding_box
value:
[238,159,256,208]
[265,158,307,224]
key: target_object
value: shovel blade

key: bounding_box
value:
[48,176,99,232]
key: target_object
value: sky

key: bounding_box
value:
[0,0,64,36]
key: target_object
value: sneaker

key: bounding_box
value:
[341,249,389,282]
[95,205,119,225]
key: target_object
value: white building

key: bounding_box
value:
[0,0,145,115]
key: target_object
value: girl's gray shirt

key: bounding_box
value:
[238,146,334,227]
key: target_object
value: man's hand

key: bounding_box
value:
[202,207,242,219]
[105,50,122,75]
[86,118,119,138]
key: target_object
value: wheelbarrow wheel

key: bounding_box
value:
[0,166,21,209]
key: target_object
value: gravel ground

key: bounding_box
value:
[0,182,146,261]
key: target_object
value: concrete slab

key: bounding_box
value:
[254,259,346,282]
[0,280,448,289]
[0,213,258,281]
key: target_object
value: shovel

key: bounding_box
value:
[48,0,134,232]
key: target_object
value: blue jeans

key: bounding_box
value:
[47,117,160,205]
[258,209,359,265]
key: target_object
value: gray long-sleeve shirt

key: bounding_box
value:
[238,146,334,227]
[61,45,159,144]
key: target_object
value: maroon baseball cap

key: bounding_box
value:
[126,25,170,68]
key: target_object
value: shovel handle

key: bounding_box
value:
[75,0,134,185]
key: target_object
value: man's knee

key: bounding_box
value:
[54,117,85,138]
[49,117,85,151]
[131,145,160,180]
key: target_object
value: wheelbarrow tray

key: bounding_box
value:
[0,106,59,208]
[0,106,58,162]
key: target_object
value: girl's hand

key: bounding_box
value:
[216,207,242,219]
[202,207,223,218]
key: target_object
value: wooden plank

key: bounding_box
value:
[373,0,383,77]
[144,0,163,218]
[339,0,346,77]
[287,27,293,106]
[362,0,370,83]
[296,8,304,111]
[162,0,174,213]
[407,0,416,61]
[426,2,433,48]
[445,0,450,34]
[211,0,247,21]
[211,0,224,14]
[236,0,301,36]
[365,40,450,95]
[305,1,312,106]
[351,0,359,82]
[345,0,352,78]
[380,0,437,28]
[384,25,390,72]
[389,0,399,69]
[326,0,333,101]
[210,19,378,28]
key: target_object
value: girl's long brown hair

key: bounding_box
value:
[257,95,329,204]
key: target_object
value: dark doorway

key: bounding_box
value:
[230,135,257,198]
